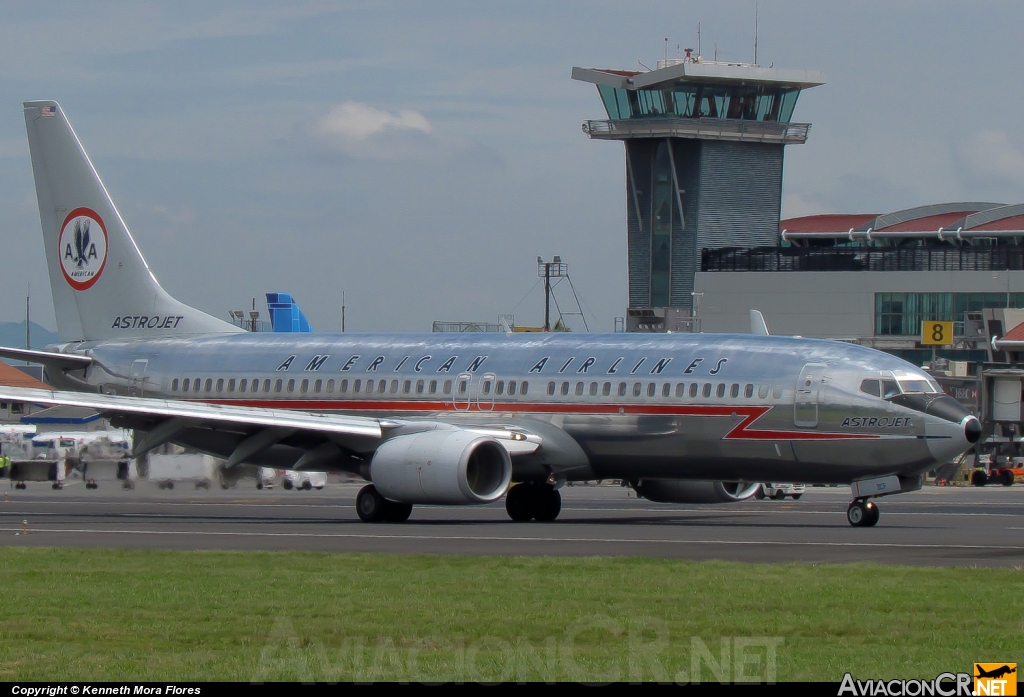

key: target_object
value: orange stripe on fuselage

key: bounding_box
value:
[197,399,881,441]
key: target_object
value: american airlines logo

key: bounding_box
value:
[59,207,108,291]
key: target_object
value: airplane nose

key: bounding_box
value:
[964,416,982,444]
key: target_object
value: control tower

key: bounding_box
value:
[572,54,825,319]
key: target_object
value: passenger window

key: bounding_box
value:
[690,383,698,398]
[275,379,283,393]
[882,380,900,399]
[194,379,201,393]
[508,381,517,396]
[443,380,452,394]
[758,384,768,398]
[602,382,611,396]
[860,379,881,397]
[702,383,712,398]
[314,379,322,393]
[216,378,224,392]
[429,380,437,394]
[561,382,570,396]
[647,383,656,397]
[205,378,213,392]
[239,379,248,393]
[339,379,348,393]
[403,380,411,393]
[390,380,399,394]
[772,385,783,399]
[589,382,598,396]
[520,381,528,395]
[496,380,504,395]
[416,380,424,394]
[378,380,386,394]
[717,384,726,398]
[730,383,739,398]
[300,379,308,393]
[618,382,627,396]
[547,381,556,396]
[228,379,236,392]
[633,382,642,397]
[575,382,584,396]
[327,379,335,393]
[353,379,361,393]
[457,380,468,395]
[172,379,179,391]
[287,379,295,393]
[662,383,670,397]
[744,384,753,398]
[482,380,491,395]
[675,383,684,398]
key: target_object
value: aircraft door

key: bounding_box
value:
[794,363,826,428]
[129,359,148,397]
[454,373,471,411]
[477,372,495,411]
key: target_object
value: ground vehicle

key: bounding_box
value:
[282,471,326,491]
[971,462,1021,487]
[755,483,805,500]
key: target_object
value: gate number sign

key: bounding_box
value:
[921,321,954,346]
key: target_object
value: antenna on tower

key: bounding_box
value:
[754,2,759,65]
[697,22,701,59]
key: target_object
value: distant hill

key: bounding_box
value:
[0,320,60,351]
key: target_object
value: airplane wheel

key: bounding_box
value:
[864,501,879,526]
[754,487,765,500]
[772,490,786,500]
[1002,470,1015,487]
[972,470,988,486]
[384,501,413,523]
[505,483,534,521]
[847,500,868,527]
[356,485,388,522]
[534,485,561,522]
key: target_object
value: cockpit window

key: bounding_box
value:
[859,379,881,397]
[882,380,901,399]
[897,378,939,394]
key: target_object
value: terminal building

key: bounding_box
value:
[573,55,1024,367]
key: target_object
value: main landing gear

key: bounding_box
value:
[846,499,879,527]
[505,482,561,522]
[356,484,413,523]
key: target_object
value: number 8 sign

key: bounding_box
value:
[921,321,954,345]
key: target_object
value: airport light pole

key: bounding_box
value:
[538,256,567,332]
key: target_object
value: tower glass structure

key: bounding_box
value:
[573,58,825,315]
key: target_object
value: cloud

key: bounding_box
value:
[957,130,1024,186]
[309,102,435,160]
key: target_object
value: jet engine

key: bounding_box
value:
[632,480,761,504]
[369,429,512,505]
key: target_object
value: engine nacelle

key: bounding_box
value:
[633,480,761,504]
[370,429,512,505]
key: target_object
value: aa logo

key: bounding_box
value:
[974,663,1017,696]
[58,207,108,291]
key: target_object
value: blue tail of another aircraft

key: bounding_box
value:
[266,293,314,333]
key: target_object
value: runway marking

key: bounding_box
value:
[4,527,1024,552]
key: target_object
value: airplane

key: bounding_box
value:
[975,665,1016,680]
[0,101,982,527]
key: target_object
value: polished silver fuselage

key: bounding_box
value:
[48,331,971,484]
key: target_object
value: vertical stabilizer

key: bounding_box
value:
[24,101,242,342]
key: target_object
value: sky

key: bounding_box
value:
[0,1,1022,334]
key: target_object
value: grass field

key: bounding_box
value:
[0,547,1020,682]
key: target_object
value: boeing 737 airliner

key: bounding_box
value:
[0,101,981,527]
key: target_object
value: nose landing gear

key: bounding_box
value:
[846,499,879,527]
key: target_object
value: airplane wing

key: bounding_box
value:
[0,385,540,472]
[0,346,92,369]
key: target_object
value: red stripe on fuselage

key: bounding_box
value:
[196,398,880,441]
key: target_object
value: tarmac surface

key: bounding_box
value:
[1,479,1023,566]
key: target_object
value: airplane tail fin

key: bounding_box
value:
[23,101,242,342]
[265,293,314,333]
[750,310,770,336]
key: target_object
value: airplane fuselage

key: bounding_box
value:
[48,331,974,484]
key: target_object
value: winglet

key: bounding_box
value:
[750,310,769,336]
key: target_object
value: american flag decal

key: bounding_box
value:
[41,106,56,117]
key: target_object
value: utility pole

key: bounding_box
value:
[537,256,568,332]
[342,291,346,332]
[25,283,30,354]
